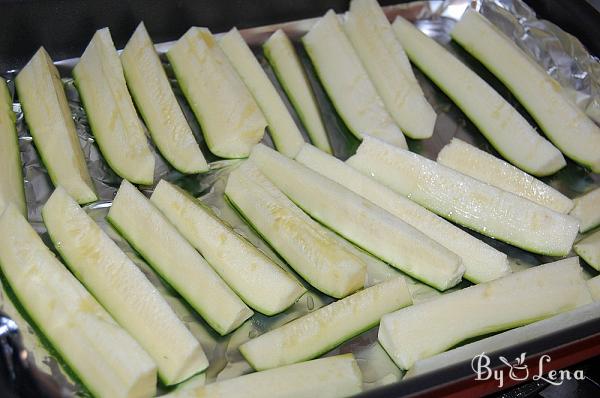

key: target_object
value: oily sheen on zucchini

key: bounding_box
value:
[0,204,157,398]
[391,16,565,176]
[167,27,266,158]
[250,144,464,291]
[437,138,573,213]
[16,48,97,204]
[240,277,411,370]
[303,10,407,149]
[0,79,26,216]
[225,161,366,298]
[452,9,600,172]
[574,230,600,271]
[73,28,155,185]
[347,137,579,256]
[263,29,332,153]
[107,180,253,335]
[219,28,305,158]
[296,144,510,283]
[43,187,208,385]
[165,354,362,398]
[570,187,600,233]
[344,0,436,139]
[121,23,208,174]
[150,179,306,315]
[379,257,592,369]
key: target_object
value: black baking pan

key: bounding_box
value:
[0,1,599,397]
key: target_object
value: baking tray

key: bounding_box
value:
[0,0,599,397]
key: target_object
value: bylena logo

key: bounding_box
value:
[471,352,585,388]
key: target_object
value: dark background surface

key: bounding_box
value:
[0,0,599,71]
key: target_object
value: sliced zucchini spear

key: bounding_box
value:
[347,136,579,256]
[452,9,600,172]
[240,277,411,371]
[303,10,407,149]
[437,138,573,214]
[250,143,465,291]
[296,143,509,283]
[263,29,332,154]
[391,16,565,177]
[570,187,600,233]
[107,179,253,335]
[379,257,592,369]
[73,28,155,185]
[344,0,436,139]
[16,48,97,204]
[0,78,26,216]
[121,23,208,174]
[164,354,363,398]
[0,204,157,398]
[43,187,208,385]
[225,160,366,299]
[150,179,306,315]
[219,28,306,158]
[167,27,266,158]
[574,229,600,271]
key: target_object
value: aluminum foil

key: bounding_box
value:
[1,0,599,396]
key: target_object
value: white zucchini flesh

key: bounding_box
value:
[570,187,600,233]
[378,257,593,369]
[250,144,465,291]
[347,137,580,256]
[43,187,208,385]
[240,277,411,371]
[588,275,600,301]
[574,230,600,271]
[16,48,97,204]
[303,10,407,149]
[121,23,208,174]
[150,179,306,315]
[225,161,366,298]
[73,28,155,185]
[107,180,253,335]
[437,138,574,214]
[391,17,565,177]
[0,204,157,398]
[0,79,26,216]
[263,29,332,154]
[219,28,305,158]
[296,143,509,283]
[164,354,363,398]
[344,0,436,139]
[167,27,266,158]
[452,9,600,172]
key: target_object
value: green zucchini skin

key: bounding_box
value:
[348,136,579,256]
[0,204,157,398]
[263,29,333,154]
[121,23,208,175]
[107,179,253,336]
[240,277,412,371]
[150,179,306,316]
[379,257,592,369]
[249,143,465,291]
[164,354,363,398]
[225,161,366,299]
[452,9,600,173]
[302,10,407,149]
[391,15,565,177]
